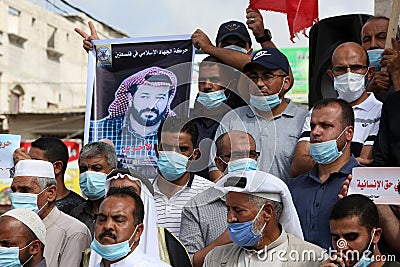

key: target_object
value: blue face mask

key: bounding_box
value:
[80,171,107,200]
[224,45,250,54]
[197,90,227,109]
[367,49,384,71]
[90,225,138,262]
[227,158,258,173]
[0,243,33,267]
[228,204,266,247]
[157,151,192,181]
[9,188,47,213]
[309,128,347,165]
[249,93,281,112]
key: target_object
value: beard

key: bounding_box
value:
[128,106,167,127]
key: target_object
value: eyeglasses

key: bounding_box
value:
[248,73,287,84]
[219,150,260,161]
[331,64,368,76]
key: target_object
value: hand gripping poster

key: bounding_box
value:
[84,35,194,178]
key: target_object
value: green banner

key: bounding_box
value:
[280,47,309,104]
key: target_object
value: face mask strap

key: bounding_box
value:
[128,224,139,249]
[20,240,36,266]
[277,76,288,98]
[336,126,349,152]
[252,204,266,235]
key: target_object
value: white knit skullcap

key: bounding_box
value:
[1,208,46,245]
[14,160,55,178]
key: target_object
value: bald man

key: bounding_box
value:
[291,42,382,176]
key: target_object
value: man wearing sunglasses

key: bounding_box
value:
[291,42,382,177]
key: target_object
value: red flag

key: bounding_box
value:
[249,0,318,42]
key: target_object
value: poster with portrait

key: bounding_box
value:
[84,35,194,178]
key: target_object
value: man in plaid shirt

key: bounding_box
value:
[89,66,177,164]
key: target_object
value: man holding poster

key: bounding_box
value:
[89,66,177,161]
[82,32,194,172]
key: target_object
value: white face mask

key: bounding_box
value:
[333,72,367,103]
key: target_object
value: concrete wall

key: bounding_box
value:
[0,0,127,135]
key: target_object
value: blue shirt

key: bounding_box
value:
[289,156,363,249]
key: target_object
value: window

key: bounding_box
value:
[47,25,57,48]
[9,86,24,113]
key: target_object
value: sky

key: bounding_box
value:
[44,0,374,49]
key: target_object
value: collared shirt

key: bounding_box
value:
[153,174,214,238]
[55,190,85,216]
[36,258,47,267]
[70,200,97,237]
[238,227,289,267]
[89,116,158,160]
[90,247,170,267]
[179,187,227,258]
[289,156,363,249]
[299,93,382,157]
[43,206,92,267]
[213,99,308,183]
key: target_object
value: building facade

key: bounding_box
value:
[0,0,128,139]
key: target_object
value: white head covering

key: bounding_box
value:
[14,160,55,178]
[215,170,304,239]
[90,170,159,262]
[1,208,46,245]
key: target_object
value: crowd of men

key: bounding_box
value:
[0,9,399,267]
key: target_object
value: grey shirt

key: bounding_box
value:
[213,99,308,183]
[179,187,227,258]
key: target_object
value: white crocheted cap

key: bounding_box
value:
[1,208,46,245]
[14,160,55,178]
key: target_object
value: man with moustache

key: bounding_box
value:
[88,66,177,162]
[89,187,170,267]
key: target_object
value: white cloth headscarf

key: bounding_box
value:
[215,170,304,239]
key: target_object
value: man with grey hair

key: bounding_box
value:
[71,141,117,235]
[204,170,325,267]
[10,160,91,267]
[0,208,47,266]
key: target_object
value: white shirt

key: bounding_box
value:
[90,247,170,267]
[153,174,214,237]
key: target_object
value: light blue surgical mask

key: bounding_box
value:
[90,225,138,261]
[310,128,347,165]
[80,171,106,200]
[224,45,250,54]
[367,49,384,71]
[250,93,281,111]
[157,151,193,181]
[9,188,48,213]
[0,242,33,267]
[197,90,227,109]
[227,158,258,173]
[250,77,286,111]
[228,204,266,247]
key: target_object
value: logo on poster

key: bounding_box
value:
[97,46,111,63]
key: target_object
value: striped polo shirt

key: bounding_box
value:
[153,174,214,238]
[299,93,382,157]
